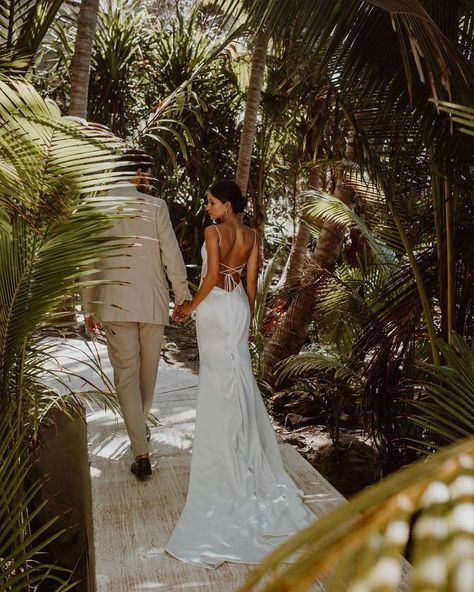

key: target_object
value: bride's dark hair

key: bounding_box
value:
[209,180,247,214]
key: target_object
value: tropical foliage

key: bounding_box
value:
[0,78,126,590]
[0,0,63,73]
[33,2,244,260]
[0,406,74,592]
[410,333,474,450]
[218,0,474,470]
[140,8,244,259]
[237,437,474,592]
[1,0,473,589]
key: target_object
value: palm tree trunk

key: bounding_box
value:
[286,166,325,285]
[64,0,100,326]
[286,221,311,285]
[260,135,355,385]
[69,0,100,118]
[235,28,268,198]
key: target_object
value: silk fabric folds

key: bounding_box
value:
[165,245,315,568]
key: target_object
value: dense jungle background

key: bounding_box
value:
[0,1,473,590]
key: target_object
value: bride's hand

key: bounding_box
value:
[181,301,195,317]
[177,300,195,321]
[172,302,185,321]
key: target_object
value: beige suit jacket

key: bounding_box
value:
[82,183,191,325]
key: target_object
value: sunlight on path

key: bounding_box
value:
[51,338,345,591]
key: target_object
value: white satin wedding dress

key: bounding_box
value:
[165,230,314,568]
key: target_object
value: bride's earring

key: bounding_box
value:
[224,207,228,218]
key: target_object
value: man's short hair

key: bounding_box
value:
[116,148,153,176]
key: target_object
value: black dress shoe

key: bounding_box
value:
[131,457,152,480]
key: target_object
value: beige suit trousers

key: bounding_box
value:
[104,322,165,457]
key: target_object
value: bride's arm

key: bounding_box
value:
[246,238,259,318]
[179,226,220,317]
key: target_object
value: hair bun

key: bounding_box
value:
[209,179,247,214]
[234,194,247,214]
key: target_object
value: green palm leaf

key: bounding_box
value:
[0,79,134,590]
[410,333,474,449]
[0,0,63,72]
[432,100,474,136]
[0,405,74,591]
[302,187,400,272]
[253,244,286,348]
[278,348,362,387]
[239,438,474,592]
[0,212,119,387]
[0,80,126,221]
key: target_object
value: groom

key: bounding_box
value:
[82,150,191,480]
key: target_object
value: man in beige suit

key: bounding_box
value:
[83,152,191,479]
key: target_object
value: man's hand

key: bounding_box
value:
[172,304,183,321]
[172,300,193,322]
[178,300,195,320]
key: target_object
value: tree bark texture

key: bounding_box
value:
[286,221,311,285]
[69,0,100,118]
[235,29,268,197]
[261,133,356,385]
[286,167,325,286]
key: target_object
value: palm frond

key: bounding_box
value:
[0,208,123,385]
[238,437,474,592]
[253,244,286,339]
[0,81,128,225]
[410,333,474,449]
[0,0,63,72]
[432,100,474,136]
[0,405,73,591]
[277,348,362,387]
[302,187,400,272]
[251,244,286,375]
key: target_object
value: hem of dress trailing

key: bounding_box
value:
[165,547,276,570]
[164,533,300,570]
[164,547,224,570]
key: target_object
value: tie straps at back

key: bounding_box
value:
[211,225,256,292]
[219,262,245,292]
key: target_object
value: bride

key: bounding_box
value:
[165,180,314,568]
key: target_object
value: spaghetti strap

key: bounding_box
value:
[214,224,221,245]
[253,229,257,250]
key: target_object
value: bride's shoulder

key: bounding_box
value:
[241,224,255,233]
[204,224,220,241]
[240,224,256,241]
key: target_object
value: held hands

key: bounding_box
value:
[172,300,194,322]
[85,315,102,336]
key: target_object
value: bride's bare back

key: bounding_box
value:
[194,220,259,316]
[212,222,257,291]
